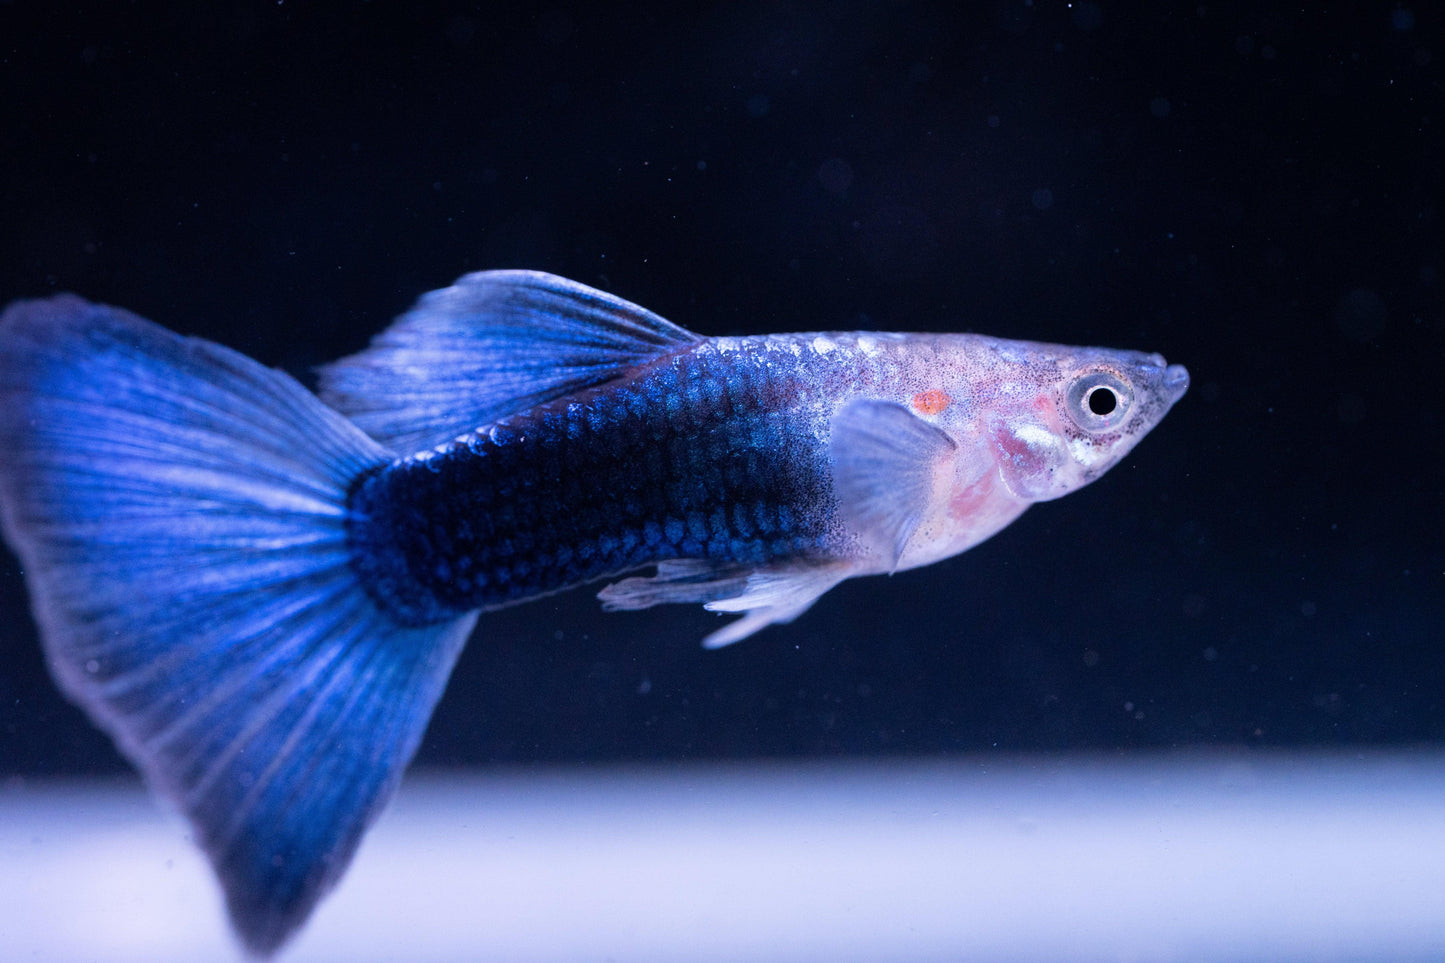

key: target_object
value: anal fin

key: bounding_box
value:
[597,559,752,611]
[598,560,853,650]
[700,565,852,649]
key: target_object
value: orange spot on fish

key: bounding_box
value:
[911,389,951,416]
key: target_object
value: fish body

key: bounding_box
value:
[0,271,1187,954]
[346,315,1186,645]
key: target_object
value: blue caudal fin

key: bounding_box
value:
[0,296,478,956]
[318,269,701,452]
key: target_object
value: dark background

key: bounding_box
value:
[1,1,1440,775]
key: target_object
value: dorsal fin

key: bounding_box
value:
[318,270,701,452]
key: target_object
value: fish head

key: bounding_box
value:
[979,343,1189,503]
[853,335,1187,571]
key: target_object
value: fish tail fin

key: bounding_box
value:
[0,296,477,956]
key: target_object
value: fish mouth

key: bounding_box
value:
[1162,363,1190,401]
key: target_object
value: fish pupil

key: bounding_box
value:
[1087,387,1117,416]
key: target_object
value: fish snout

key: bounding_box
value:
[1162,363,1190,401]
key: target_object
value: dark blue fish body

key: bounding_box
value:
[0,271,1186,955]
[347,343,843,625]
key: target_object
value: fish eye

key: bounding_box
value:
[1066,370,1133,433]
[1086,386,1116,415]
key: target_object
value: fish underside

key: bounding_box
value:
[0,270,1187,954]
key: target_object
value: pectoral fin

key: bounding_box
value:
[830,399,957,570]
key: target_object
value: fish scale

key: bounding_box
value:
[345,341,848,626]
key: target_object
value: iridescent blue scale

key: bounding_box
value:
[345,343,844,626]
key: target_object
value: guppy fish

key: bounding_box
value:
[0,271,1187,954]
